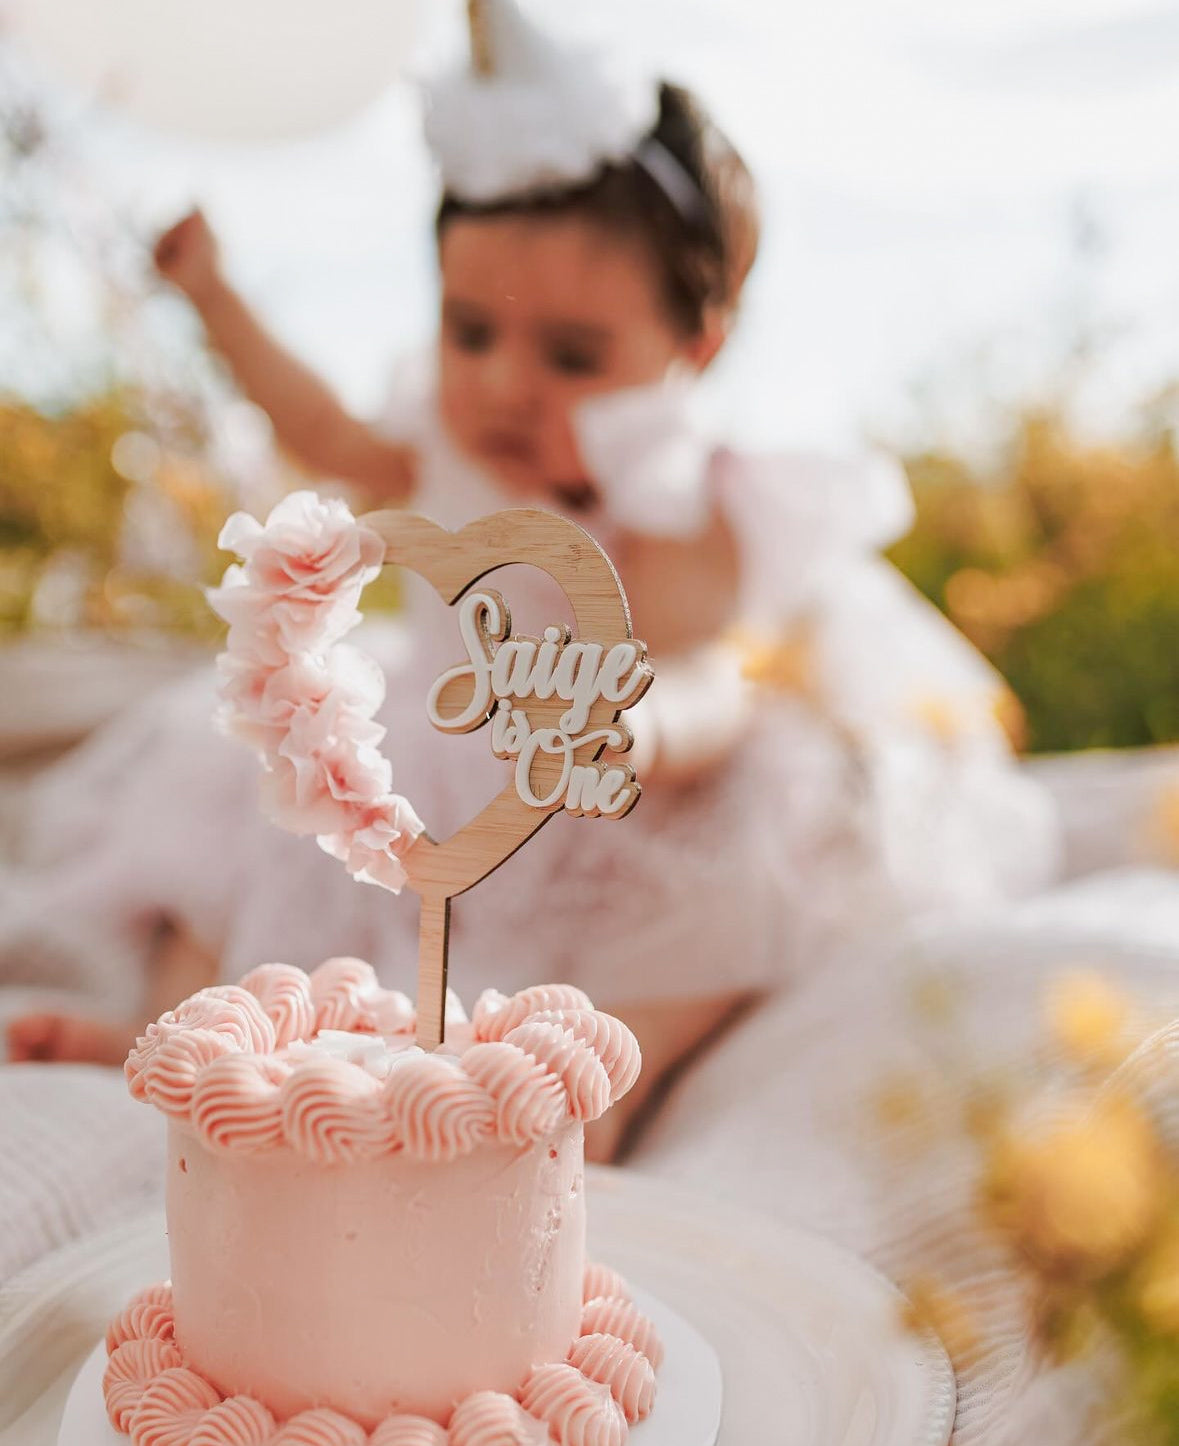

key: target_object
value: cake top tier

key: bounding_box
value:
[123,958,640,1165]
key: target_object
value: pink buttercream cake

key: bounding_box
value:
[102,958,662,1445]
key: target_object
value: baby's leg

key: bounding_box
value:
[584,991,756,1163]
[5,921,218,1065]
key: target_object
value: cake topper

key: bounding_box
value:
[211,496,652,1050]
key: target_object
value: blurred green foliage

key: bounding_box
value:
[891,404,1179,752]
[1,391,241,637]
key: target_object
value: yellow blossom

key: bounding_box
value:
[1045,971,1131,1071]
[1135,1219,1179,1335]
[1148,781,1179,867]
[908,692,965,744]
[984,1093,1162,1279]
[989,685,1028,751]
[733,625,815,696]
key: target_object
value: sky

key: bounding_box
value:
[5,0,1179,452]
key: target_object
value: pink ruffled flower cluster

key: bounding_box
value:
[208,491,424,891]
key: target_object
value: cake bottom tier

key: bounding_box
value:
[102,1263,663,1445]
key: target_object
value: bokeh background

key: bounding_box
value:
[3,0,1179,755]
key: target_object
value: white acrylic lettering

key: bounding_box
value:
[426,592,508,731]
[429,591,651,816]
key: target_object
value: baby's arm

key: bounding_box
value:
[616,509,753,786]
[154,211,415,504]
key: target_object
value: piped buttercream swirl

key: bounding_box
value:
[124,973,636,1158]
[270,1408,368,1445]
[518,1362,626,1446]
[461,1041,568,1144]
[239,963,316,1049]
[106,1284,176,1355]
[125,1365,221,1444]
[505,1020,612,1122]
[191,1054,291,1154]
[580,1263,631,1306]
[473,984,594,1042]
[279,1055,393,1164]
[580,1298,664,1370]
[368,1415,449,1445]
[568,1333,656,1423]
[529,1010,641,1102]
[103,1339,183,1432]
[448,1391,551,1445]
[309,957,414,1035]
[382,1053,495,1162]
[140,1029,237,1119]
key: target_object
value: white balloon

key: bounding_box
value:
[3,0,422,141]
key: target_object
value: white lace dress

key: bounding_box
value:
[0,400,1058,1013]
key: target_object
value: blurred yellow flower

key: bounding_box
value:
[1135,1219,1179,1336]
[908,692,964,744]
[733,624,815,696]
[1046,970,1131,1071]
[1149,780,1179,867]
[985,1093,1162,1279]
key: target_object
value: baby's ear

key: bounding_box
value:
[683,305,730,372]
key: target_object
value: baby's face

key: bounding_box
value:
[438,213,699,501]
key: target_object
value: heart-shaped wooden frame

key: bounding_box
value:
[360,507,651,1045]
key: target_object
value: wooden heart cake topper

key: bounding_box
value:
[210,494,652,1052]
[362,507,652,1047]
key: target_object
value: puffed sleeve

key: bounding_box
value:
[711,446,915,623]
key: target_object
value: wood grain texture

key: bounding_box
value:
[360,508,651,1047]
[467,0,494,77]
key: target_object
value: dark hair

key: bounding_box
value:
[436,82,760,337]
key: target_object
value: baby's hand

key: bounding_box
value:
[153,208,221,305]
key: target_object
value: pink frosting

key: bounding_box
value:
[191,1054,291,1154]
[460,1042,569,1144]
[529,1011,642,1102]
[184,1394,277,1444]
[176,986,277,1053]
[567,1334,656,1423]
[125,1366,221,1443]
[473,985,595,1042]
[504,1021,612,1122]
[106,1285,176,1355]
[239,964,316,1049]
[104,1340,183,1432]
[140,1030,237,1119]
[579,1299,664,1371]
[123,973,633,1160]
[580,1264,631,1306]
[112,969,659,1438]
[382,1054,495,1162]
[270,1409,368,1445]
[518,1363,627,1446]
[126,985,275,1098]
[279,1055,393,1164]
[103,1256,661,1445]
[368,1416,450,1445]
[309,957,414,1035]
[447,1392,551,1446]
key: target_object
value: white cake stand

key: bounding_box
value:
[37,1168,953,1446]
